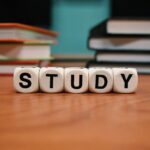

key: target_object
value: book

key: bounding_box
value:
[0,23,58,43]
[86,1,150,74]
[86,60,150,74]
[0,60,51,75]
[107,18,150,35]
[0,60,40,75]
[89,37,150,51]
[88,20,150,50]
[95,51,150,63]
[0,43,52,60]
[88,20,150,39]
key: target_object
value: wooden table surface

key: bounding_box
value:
[0,75,150,150]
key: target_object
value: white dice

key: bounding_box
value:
[89,68,113,93]
[113,68,138,93]
[13,67,138,94]
[65,67,89,93]
[13,67,40,93]
[39,67,64,93]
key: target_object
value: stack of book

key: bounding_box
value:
[0,23,58,75]
[87,19,150,74]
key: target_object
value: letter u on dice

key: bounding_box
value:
[13,67,138,93]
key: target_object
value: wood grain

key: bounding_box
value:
[0,75,150,150]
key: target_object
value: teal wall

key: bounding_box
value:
[52,0,110,54]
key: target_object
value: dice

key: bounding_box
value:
[113,68,138,93]
[13,67,138,94]
[39,67,64,93]
[65,67,89,93]
[89,68,113,93]
[13,67,40,93]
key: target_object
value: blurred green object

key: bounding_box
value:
[52,0,110,55]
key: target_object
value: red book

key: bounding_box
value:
[0,23,58,44]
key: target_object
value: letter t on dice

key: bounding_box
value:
[39,67,64,93]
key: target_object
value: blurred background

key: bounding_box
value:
[0,0,110,56]
[1,0,150,73]
[1,0,150,54]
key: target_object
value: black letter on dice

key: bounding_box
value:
[46,74,58,88]
[19,73,32,88]
[71,75,83,89]
[95,75,108,89]
[121,74,133,88]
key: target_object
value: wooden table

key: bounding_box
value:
[0,75,150,150]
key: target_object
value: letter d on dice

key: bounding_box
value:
[13,67,40,93]
[65,68,88,93]
[113,68,138,93]
[89,68,113,93]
